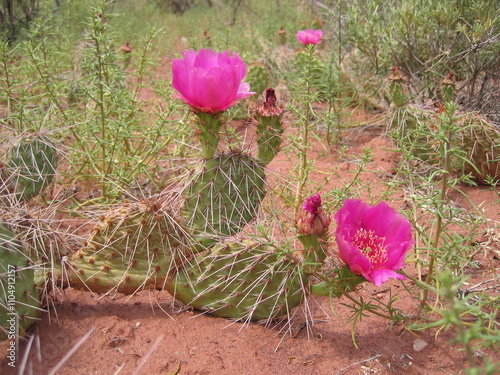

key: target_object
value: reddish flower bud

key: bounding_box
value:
[295,193,331,236]
[122,42,132,54]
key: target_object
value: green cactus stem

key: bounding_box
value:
[167,239,307,321]
[255,88,284,166]
[0,221,40,341]
[387,67,408,107]
[310,267,366,297]
[180,152,266,247]
[67,199,194,295]
[195,112,223,160]
[2,135,58,201]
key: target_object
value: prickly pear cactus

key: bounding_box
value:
[460,113,500,183]
[167,239,307,321]
[68,199,194,294]
[387,67,408,107]
[2,135,58,201]
[0,221,40,341]
[180,152,266,248]
[180,88,285,247]
[255,88,285,166]
[389,78,500,183]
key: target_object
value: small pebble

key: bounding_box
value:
[413,338,428,352]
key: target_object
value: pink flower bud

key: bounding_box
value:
[171,49,255,113]
[122,42,132,54]
[334,199,414,287]
[296,29,323,46]
[296,193,331,236]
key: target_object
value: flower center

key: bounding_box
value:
[352,228,388,268]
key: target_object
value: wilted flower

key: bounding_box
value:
[171,48,255,113]
[277,26,287,45]
[122,42,132,54]
[334,199,413,287]
[296,29,323,46]
[296,193,331,236]
[258,88,283,117]
[441,71,457,103]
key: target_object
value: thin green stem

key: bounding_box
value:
[419,107,454,311]
[295,45,315,214]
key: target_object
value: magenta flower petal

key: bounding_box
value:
[302,193,323,213]
[296,29,323,45]
[334,199,414,286]
[369,269,407,287]
[172,48,255,113]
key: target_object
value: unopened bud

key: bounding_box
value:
[122,42,132,54]
[295,193,331,236]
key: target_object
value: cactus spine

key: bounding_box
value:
[388,70,500,183]
[68,199,195,295]
[167,239,307,321]
[459,113,500,183]
[180,153,266,247]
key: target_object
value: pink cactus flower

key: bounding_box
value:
[296,29,323,45]
[334,199,414,287]
[171,48,255,113]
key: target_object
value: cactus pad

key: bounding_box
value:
[181,153,266,247]
[3,136,58,201]
[460,113,500,183]
[167,239,307,321]
[391,105,500,183]
[1,221,40,341]
[69,199,194,294]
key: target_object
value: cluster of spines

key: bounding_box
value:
[68,199,194,295]
[180,152,266,248]
[459,113,500,183]
[1,135,58,202]
[167,239,306,321]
